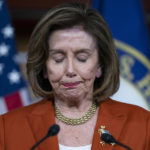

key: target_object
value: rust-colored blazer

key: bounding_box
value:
[0,98,150,150]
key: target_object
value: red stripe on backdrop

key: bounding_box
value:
[5,91,23,111]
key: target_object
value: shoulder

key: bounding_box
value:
[101,98,150,119]
[0,98,52,122]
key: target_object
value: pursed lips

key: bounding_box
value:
[62,81,81,88]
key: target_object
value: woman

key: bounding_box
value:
[0,2,149,150]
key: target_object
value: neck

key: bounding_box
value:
[54,95,94,117]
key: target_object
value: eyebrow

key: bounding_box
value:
[49,49,65,55]
[49,48,94,55]
[75,49,93,54]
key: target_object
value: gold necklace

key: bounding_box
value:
[54,102,97,126]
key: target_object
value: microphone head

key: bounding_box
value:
[47,124,60,137]
[101,133,116,143]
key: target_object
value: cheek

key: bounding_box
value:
[77,63,97,80]
[46,62,65,82]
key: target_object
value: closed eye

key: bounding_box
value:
[55,58,64,63]
[50,50,65,63]
[77,57,87,62]
[76,53,89,62]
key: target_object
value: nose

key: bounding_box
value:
[66,57,76,78]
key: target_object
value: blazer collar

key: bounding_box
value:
[27,98,127,150]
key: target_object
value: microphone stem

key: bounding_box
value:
[31,135,48,150]
[115,141,132,150]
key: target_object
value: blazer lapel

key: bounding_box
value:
[91,99,127,150]
[27,99,59,150]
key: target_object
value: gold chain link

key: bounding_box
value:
[55,102,97,126]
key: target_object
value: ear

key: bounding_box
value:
[96,66,102,78]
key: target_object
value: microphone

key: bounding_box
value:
[31,124,60,150]
[101,133,132,150]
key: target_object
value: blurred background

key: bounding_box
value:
[0,0,150,114]
[5,0,150,51]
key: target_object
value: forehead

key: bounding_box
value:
[48,26,98,51]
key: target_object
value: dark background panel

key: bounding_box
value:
[5,0,150,51]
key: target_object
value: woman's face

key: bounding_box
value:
[46,26,101,101]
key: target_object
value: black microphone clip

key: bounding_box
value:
[98,125,116,146]
[98,125,132,150]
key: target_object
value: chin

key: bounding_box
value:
[56,88,88,101]
[63,91,84,100]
